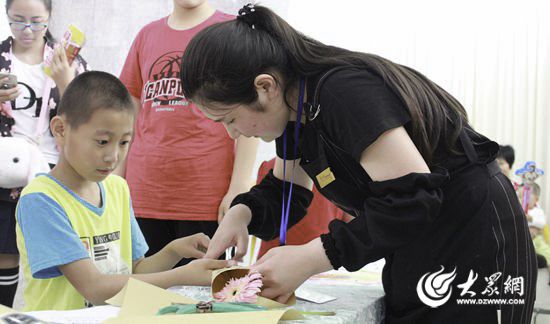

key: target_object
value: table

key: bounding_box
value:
[25,268,385,323]
[168,269,385,323]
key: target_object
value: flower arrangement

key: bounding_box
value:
[214,271,263,303]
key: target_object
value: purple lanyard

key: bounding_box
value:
[279,78,306,245]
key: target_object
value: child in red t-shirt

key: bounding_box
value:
[119,0,258,264]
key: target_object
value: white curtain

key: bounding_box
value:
[287,0,550,217]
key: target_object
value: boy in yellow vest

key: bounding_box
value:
[14,71,232,311]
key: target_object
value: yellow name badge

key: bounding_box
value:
[316,167,336,188]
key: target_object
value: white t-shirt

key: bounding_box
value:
[527,205,546,229]
[10,54,58,164]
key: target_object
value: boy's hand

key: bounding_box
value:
[170,233,210,259]
[179,259,235,286]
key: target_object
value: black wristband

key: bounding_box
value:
[229,170,314,240]
[320,232,342,270]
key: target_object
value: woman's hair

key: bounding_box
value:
[181,5,468,163]
[6,0,55,42]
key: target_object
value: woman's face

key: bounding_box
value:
[196,91,291,142]
[7,0,49,49]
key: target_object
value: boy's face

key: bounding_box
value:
[497,158,511,177]
[60,108,134,183]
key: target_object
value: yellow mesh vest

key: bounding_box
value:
[16,175,133,311]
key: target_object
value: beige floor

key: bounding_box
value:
[533,269,550,324]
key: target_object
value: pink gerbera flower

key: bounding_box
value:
[214,271,263,303]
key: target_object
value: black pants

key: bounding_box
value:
[0,200,17,255]
[136,218,223,267]
[383,162,536,324]
[0,200,18,307]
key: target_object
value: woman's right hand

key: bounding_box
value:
[0,77,20,104]
[204,204,252,260]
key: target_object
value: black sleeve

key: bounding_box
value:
[320,169,449,271]
[318,68,411,161]
[230,170,314,241]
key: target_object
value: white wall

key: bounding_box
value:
[286,0,550,214]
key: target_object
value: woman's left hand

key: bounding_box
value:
[250,238,334,303]
[49,46,77,92]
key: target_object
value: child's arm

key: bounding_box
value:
[17,192,228,307]
[127,208,210,273]
[132,233,210,274]
[60,257,231,306]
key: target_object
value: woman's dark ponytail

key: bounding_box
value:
[182,4,470,163]
[45,30,55,42]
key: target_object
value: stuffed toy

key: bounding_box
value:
[0,136,50,189]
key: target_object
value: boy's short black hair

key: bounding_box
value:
[497,145,515,168]
[57,71,134,129]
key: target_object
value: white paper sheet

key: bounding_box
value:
[26,305,120,324]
